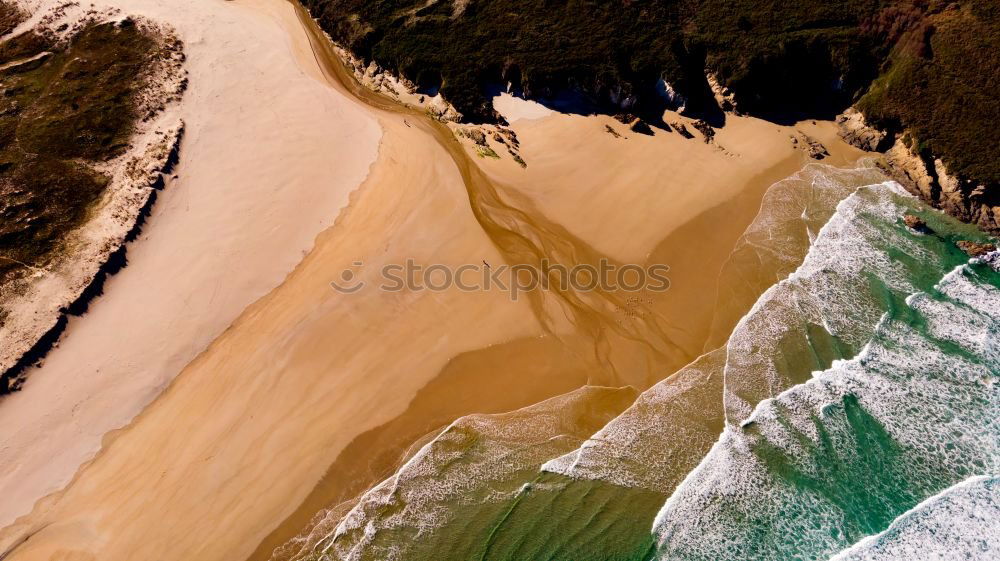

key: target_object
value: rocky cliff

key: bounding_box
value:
[837,111,1000,235]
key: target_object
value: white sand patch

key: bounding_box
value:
[493,92,555,123]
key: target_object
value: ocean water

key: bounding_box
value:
[719,180,989,425]
[275,168,999,561]
[275,386,637,561]
[830,476,1000,560]
[544,163,889,493]
[653,187,999,560]
[705,163,889,349]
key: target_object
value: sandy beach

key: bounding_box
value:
[475,107,866,363]
[0,0,379,531]
[0,0,871,559]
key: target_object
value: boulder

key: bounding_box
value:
[613,112,637,125]
[903,214,933,234]
[671,121,694,139]
[692,120,715,143]
[629,119,653,136]
[956,240,997,257]
[836,108,890,152]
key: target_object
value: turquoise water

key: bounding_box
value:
[832,476,1000,560]
[278,171,999,561]
[653,185,999,560]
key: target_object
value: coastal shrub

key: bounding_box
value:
[857,2,1000,184]
[305,0,1000,189]
[0,20,157,284]
[304,0,888,122]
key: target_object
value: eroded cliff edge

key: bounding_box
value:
[839,108,999,234]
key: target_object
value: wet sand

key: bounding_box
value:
[0,0,869,559]
[0,3,545,554]
[257,117,870,561]
[477,110,867,372]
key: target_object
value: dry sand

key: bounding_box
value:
[0,1,186,381]
[480,112,859,264]
[0,0,379,530]
[0,82,544,561]
[0,1,870,560]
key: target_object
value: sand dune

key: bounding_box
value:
[0,0,871,559]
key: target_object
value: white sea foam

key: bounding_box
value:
[276,386,635,561]
[652,188,1000,561]
[722,181,934,424]
[975,249,1000,271]
[705,163,889,345]
[274,170,998,561]
[830,476,1000,561]
[544,165,889,492]
[541,349,726,492]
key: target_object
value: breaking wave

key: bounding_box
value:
[273,166,999,561]
[652,187,1000,560]
[544,164,889,492]
[274,386,636,561]
[830,476,1000,561]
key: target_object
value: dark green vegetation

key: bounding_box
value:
[303,0,881,121]
[857,2,1000,185]
[0,18,157,285]
[305,0,999,191]
[0,1,23,36]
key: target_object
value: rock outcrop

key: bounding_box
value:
[932,159,1000,235]
[613,113,654,136]
[629,119,653,136]
[791,132,829,160]
[838,111,1000,236]
[656,78,686,112]
[835,108,891,152]
[706,72,738,114]
[692,119,715,143]
[338,48,462,122]
[956,240,997,257]
[903,214,933,234]
[671,121,694,139]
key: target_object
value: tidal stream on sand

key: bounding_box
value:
[278,13,998,557]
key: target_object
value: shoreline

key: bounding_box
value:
[252,121,872,560]
[1,3,874,561]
